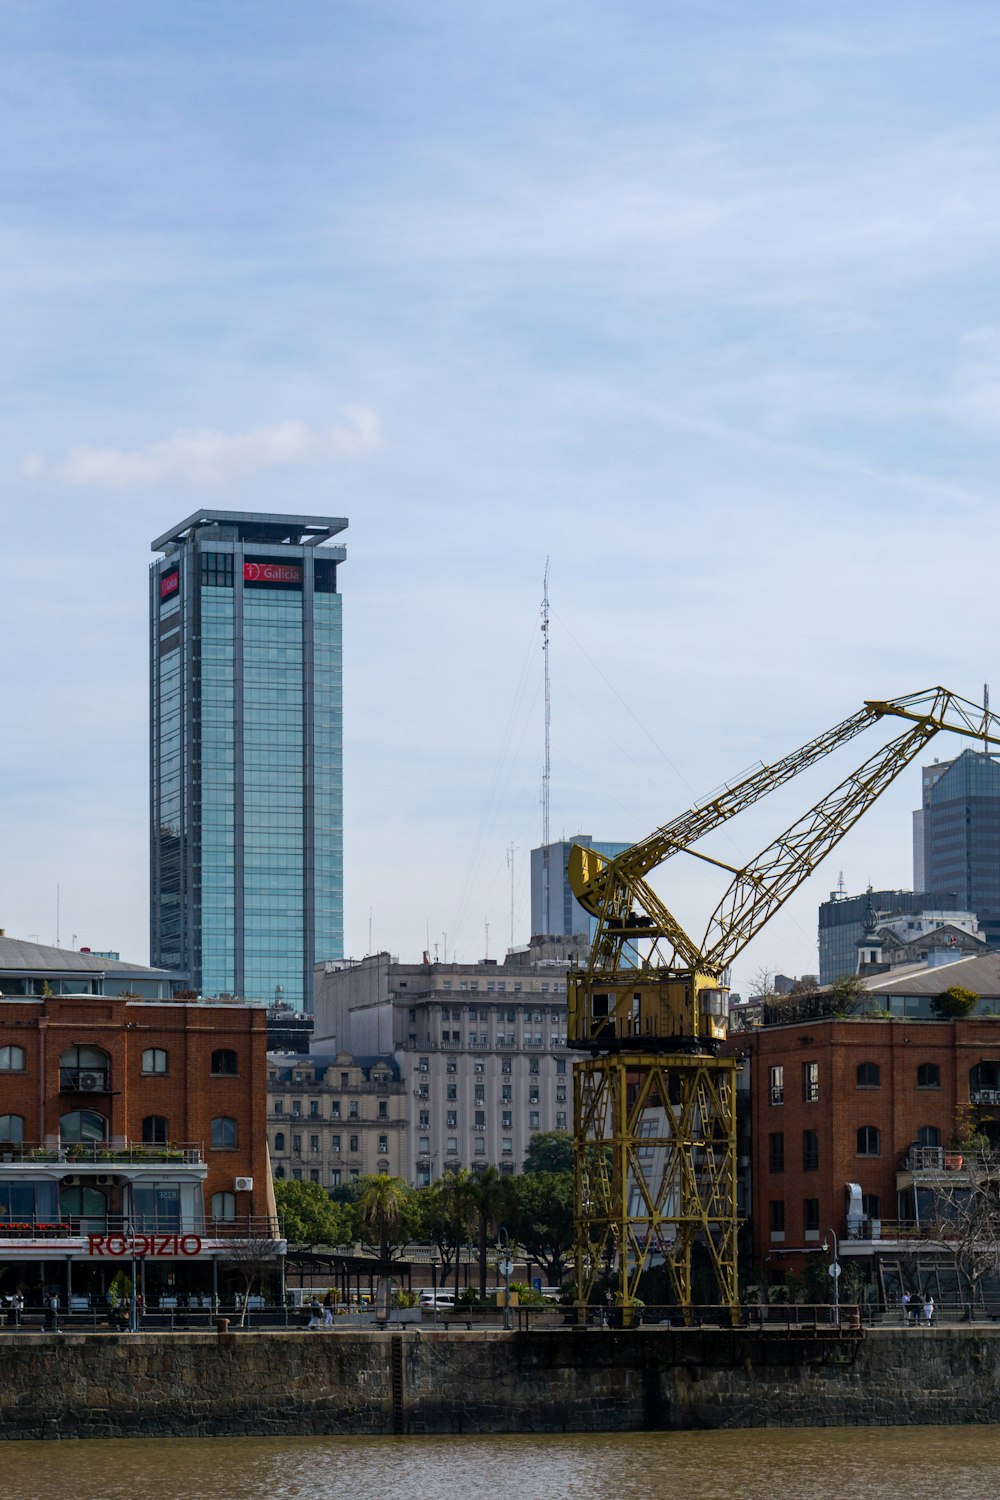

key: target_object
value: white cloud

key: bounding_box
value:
[24,408,381,488]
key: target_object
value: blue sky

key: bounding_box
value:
[3,2,1000,990]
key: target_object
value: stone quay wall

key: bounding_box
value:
[1,1327,1000,1440]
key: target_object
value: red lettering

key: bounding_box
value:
[88,1235,106,1256]
[180,1234,202,1256]
[106,1234,127,1256]
[160,571,179,598]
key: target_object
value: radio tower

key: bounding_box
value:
[541,560,551,933]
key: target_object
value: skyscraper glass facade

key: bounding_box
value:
[150,511,347,1009]
[919,749,1000,949]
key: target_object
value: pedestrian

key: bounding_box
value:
[901,1290,910,1325]
[923,1294,934,1327]
[323,1292,334,1329]
[307,1296,322,1329]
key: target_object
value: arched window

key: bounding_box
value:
[59,1045,110,1093]
[60,1109,108,1144]
[212,1049,239,1077]
[917,1063,941,1088]
[856,1062,880,1088]
[0,1046,24,1072]
[917,1125,941,1148]
[274,1132,285,1152]
[275,1166,286,1180]
[142,1048,168,1075]
[856,1125,880,1156]
[142,1115,168,1145]
[0,1115,24,1144]
[211,1116,237,1149]
[211,1191,236,1221]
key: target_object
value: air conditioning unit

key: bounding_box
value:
[77,1072,105,1093]
[60,1174,80,1187]
[234,1176,253,1192]
[95,1174,117,1187]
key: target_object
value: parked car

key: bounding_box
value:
[418,1290,456,1309]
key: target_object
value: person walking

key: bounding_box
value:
[901,1290,910,1325]
[923,1294,935,1327]
[307,1296,322,1329]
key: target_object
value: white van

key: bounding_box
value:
[418,1290,456,1310]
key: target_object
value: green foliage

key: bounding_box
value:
[356,1174,415,1260]
[522,1130,574,1174]
[933,986,980,1019]
[273,1178,352,1247]
[829,974,869,1016]
[509,1170,574,1283]
[508,1279,545,1306]
[392,1287,420,1309]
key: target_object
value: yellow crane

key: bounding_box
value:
[567,688,1000,1318]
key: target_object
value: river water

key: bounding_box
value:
[5,1428,1000,1500]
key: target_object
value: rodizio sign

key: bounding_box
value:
[87,1234,203,1258]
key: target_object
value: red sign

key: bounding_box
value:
[87,1233,203,1258]
[243,562,301,585]
[160,571,179,598]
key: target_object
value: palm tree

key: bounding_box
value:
[358,1174,409,1262]
[425,1170,477,1289]
[471,1167,517,1300]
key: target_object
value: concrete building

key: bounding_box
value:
[530,835,629,941]
[0,990,278,1308]
[818,887,962,985]
[150,509,347,1010]
[267,1051,406,1187]
[0,932,182,999]
[730,951,1000,1305]
[313,942,574,1186]
[915,750,1000,949]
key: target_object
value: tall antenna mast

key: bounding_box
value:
[507,843,516,947]
[985,683,990,757]
[541,559,551,933]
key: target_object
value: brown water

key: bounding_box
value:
[4,1428,1000,1500]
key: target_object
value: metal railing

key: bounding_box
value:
[0,1142,204,1164]
[0,1213,281,1240]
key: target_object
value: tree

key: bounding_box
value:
[470,1167,517,1299]
[416,1170,477,1289]
[509,1170,574,1285]
[523,1130,574,1175]
[274,1178,351,1248]
[747,966,776,1001]
[829,974,869,1015]
[933,986,980,1019]
[221,1231,283,1326]
[929,1153,1000,1307]
[357,1174,414,1261]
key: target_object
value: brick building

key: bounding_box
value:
[0,992,279,1308]
[732,951,1000,1303]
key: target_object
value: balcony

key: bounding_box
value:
[0,1142,204,1166]
[0,1212,281,1243]
[59,1067,110,1095]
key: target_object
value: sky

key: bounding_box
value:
[2,1,1000,994]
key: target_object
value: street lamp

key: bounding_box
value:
[822,1229,840,1328]
[497,1226,513,1331]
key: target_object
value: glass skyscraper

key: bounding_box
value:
[917,749,1000,950]
[150,510,347,1009]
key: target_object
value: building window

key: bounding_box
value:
[274,1132,285,1151]
[331,1101,340,1118]
[446,1111,457,1128]
[309,1101,319,1118]
[446,1138,458,1154]
[769,1200,785,1236]
[212,1049,239,1077]
[529,1088,539,1104]
[501,1086,512,1103]
[142,1115,168,1145]
[917,1063,941,1089]
[60,1109,107,1144]
[856,1125,880,1156]
[768,1132,784,1173]
[211,1191,236,1221]
[349,1101,359,1119]
[139,1047,168,1076]
[332,1134,341,1152]
[0,1115,24,1144]
[501,1058,512,1075]
[529,1060,540,1076]
[349,1135,359,1153]
[292,1101,302,1117]
[310,1134,320,1153]
[802,1062,819,1103]
[556,1111,566,1129]
[211,1116,237,1149]
[862,1193,880,1220]
[802,1130,819,1171]
[917,1125,941,1148]
[331,1170,341,1186]
[378,1135,388,1154]
[419,1137,430,1154]
[502,1138,512,1155]
[274,1101,284,1117]
[769,1066,784,1105]
[856,1061,880,1088]
[310,1170,320,1183]
[529,1111,540,1129]
[447,1083,458,1101]
[418,1110,429,1128]
[803,1198,820,1233]
[341,1073,350,1087]
[292,1134,302,1153]
[474,1111,485,1129]
[556,1059,566,1075]
[447,1058,457,1074]
[0,1046,24,1072]
[474,1138,486,1155]
[378,1101,388,1119]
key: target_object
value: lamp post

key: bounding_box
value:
[497,1226,512,1331]
[823,1229,840,1328]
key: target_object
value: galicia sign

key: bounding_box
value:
[87,1233,203,1258]
[243,562,301,585]
[160,570,180,598]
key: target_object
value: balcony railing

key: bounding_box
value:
[0,1213,281,1241]
[0,1142,204,1165]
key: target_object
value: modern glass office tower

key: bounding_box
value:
[916,749,1000,950]
[150,510,347,1009]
